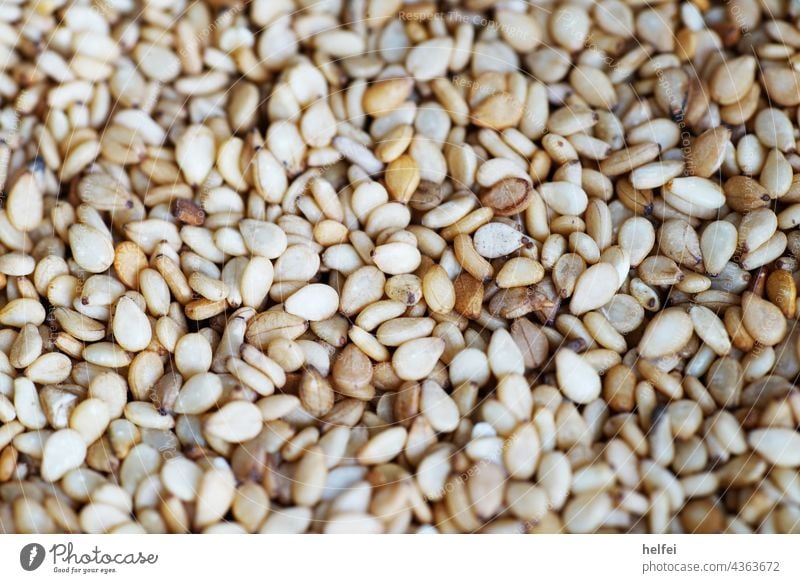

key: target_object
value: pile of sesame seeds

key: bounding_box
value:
[0,0,800,534]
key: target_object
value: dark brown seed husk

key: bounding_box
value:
[480,178,532,217]
[453,272,484,319]
[172,198,206,225]
[409,181,447,211]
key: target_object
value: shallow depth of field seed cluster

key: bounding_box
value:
[0,0,800,534]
